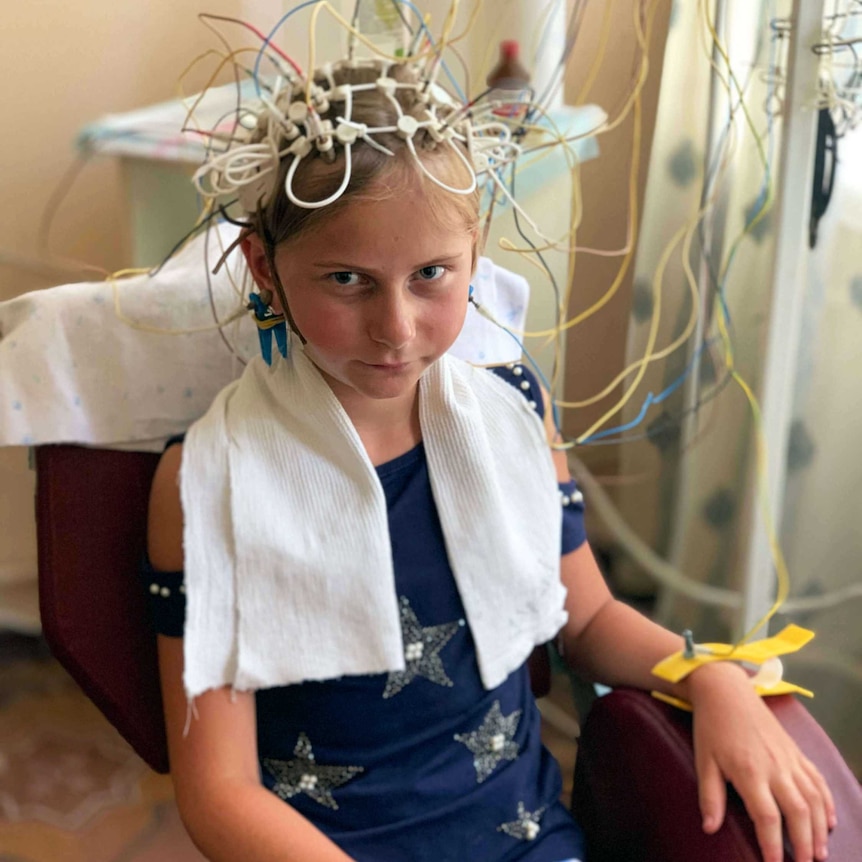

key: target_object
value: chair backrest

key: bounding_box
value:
[34,443,552,776]
[35,444,169,774]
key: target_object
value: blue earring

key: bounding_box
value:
[468,284,475,303]
[247,291,288,365]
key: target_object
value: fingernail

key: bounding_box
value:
[818,847,829,861]
[828,813,838,830]
[702,816,715,832]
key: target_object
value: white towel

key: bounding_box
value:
[0,223,529,451]
[181,348,567,697]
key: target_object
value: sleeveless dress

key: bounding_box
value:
[143,364,587,862]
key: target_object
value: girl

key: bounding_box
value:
[145,59,834,862]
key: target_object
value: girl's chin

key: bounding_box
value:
[317,362,426,404]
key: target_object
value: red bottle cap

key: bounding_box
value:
[501,40,520,60]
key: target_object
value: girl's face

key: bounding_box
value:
[245,179,475,418]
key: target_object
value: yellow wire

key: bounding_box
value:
[109,260,246,336]
[440,0,460,46]
[495,110,626,259]
[596,0,654,137]
[554,21,755,413]
[489,106,583,256]
[533,0,768,435]
[701,0,773,287]
[108,197,247,336]
[569,96,662,443]
[697,0,789,644]
[519,88,642,339]
[515,0,658,341]
[178,47,264,138]
[307,2,323,104]
[479,99,583,392]
[478,0,658,404]
[569,0,776,450]
[574,0,615,105]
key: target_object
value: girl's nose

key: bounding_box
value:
[369,290,415,349]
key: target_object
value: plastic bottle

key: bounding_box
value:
[485,40,531,122]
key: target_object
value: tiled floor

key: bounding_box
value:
[0,633,204,862]
[0,633,581,861]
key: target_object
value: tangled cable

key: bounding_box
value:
[191,56,524,213]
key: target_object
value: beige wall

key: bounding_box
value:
[0,0,260,300]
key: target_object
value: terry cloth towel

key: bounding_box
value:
[180,348,567,697]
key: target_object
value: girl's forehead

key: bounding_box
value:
[278,194,474,268]
[281,178,474,256]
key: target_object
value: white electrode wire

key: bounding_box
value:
[285,142,353,208]
[566,456,740,608]
[193,142,278,199]
[485,165,564,247]
[380,87,478,194]
[361,128,397,155]
[423,0,460,92]
[333,85,392,155]
[259,86,302,139]
[407,135,478,194]
[568,453,862,615]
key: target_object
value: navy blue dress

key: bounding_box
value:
[144,364,587,861]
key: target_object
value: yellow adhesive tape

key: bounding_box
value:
[650,624,815,710]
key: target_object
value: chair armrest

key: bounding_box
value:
[571,687,862,862]
[528,644,551,699]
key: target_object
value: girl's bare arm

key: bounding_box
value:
[148,446,354,862]
[542,399,834,862]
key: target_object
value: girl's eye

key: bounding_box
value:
[417,265,445,281]
[330,271,361,286]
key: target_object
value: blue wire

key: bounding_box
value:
[486,312,563,434]
[252,0,466,103]
[580,2,778,446]
[253,0,321,97]
[712,0,777,318]
[388,0,467,101]
[579,338,719,443]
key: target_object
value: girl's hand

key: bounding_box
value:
[686,662,836,862]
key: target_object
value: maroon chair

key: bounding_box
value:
[35,444,168,774]
[35,444,862,859]
[572,688,862,861]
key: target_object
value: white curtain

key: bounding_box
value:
[605,0,862,774]
[778,117,862,770]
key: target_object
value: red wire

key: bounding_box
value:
[199,13,304,77]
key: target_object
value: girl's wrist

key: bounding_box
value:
[675,659,752,706]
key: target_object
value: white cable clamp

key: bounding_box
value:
[396,115,420,139]
[287,102,309,124]
[376,76,397,97]
[335,122,361,144]
[288,136,313,158]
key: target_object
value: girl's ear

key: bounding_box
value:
[240,232,284,313]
